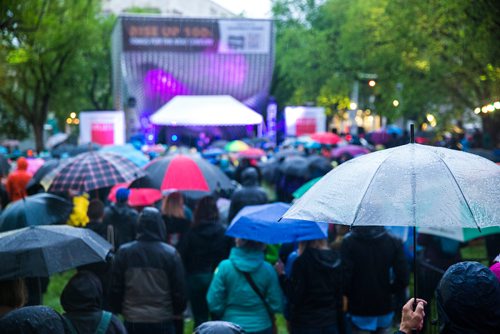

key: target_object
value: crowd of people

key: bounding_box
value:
[0,129,499,334]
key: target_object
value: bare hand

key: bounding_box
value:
[399,298,427,333]
[274,260,285,275]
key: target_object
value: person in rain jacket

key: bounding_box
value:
[341,226,409,334]
[6,157,32,202]
[109,207,187,334]
[285,238,342,333]
[0,305,66,334]
[207,238,283,334]
[434,261,500,334]
[178,195,232,327]
[228,168,268,223]
[60,271,126,334]
[103,188,138,250]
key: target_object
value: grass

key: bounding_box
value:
[43,240,489,333]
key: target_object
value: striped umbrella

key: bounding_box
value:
[42,151,145,193]
[132,154,234,193]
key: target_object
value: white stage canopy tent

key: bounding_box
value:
[149,95,264,126]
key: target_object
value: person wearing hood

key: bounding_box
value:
[6,157,32,202]
[284,238,342,334]
[0,305,66,334]
[207,238,283,334]
[434,261,500,334]
[60,271,126,334]
[109,207,187,334]
[341,226,409,334]
[228,168,268,223]
[178,195,233,327]
[103,188,138,250]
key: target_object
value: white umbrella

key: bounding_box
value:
[284,144,500,228]
[283,125,500,299]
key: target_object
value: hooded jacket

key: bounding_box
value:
[287,247,342,328]
[341,226,409,316]
[228,168,268,223]
[0,306,65,334]
[6,157,32,202]
[178,220,233,275]
[436,261,500,334]
[61,271,126,334]
[103,202,138,249]
[194,321,245,334]
[109,207,187,323]
[207,247,283,333]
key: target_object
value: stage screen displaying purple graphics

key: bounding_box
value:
[112,15,275,138]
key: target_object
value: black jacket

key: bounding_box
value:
[287,247,342,327]
[61,271,126,334]
[103,202,138,249]
[436,261,500,334]
[0,306,66,334]
[178,220,233,275]
[228,168,268,222]
[109,207,187,323]
[162,215,191,247]
[86,219,108,241]
[341,226,409,316]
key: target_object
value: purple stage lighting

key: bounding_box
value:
[144,69,188,101]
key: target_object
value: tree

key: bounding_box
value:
[0,0,103,152]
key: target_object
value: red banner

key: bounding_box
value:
[296,117,317,136]
[91,123,114,145]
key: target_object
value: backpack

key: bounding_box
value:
[63,311,112,334]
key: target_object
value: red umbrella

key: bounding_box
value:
[108,183,162,207]
[132,154,234,193]
[238,148,266,159]
[310,132,341,145]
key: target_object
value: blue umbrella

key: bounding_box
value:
[226,202,328,244]
[101,144,149,167]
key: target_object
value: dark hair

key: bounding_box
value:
[0,279,27,308]
[87,199,104,220]
[193,195,219,226]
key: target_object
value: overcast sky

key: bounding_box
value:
[212,0,272,18]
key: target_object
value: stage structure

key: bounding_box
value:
[111,15,275,142]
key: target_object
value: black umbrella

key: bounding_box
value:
[278,156,310,178]
[0,154,10,177]
[0,193,73,232]
[307,155,333,178]
[0,225,111,279]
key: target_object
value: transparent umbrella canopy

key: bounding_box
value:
[283,143,500,229]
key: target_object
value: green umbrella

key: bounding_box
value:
[418,226,500,242]
[292,177,322,199]
[225,140,250,153]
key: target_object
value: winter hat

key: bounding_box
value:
[116,187,130,203]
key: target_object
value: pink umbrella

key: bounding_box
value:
[310,132,342,145]
[26,158,45,175]
[108,183,162,207]
[331,145,370,158]
[238,148,266,159]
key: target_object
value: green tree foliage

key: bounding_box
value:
[0,0,113,151]
[272,0,500,131]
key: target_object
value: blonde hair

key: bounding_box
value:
[161,192,185,218]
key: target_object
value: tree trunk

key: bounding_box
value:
[32,121,44,153]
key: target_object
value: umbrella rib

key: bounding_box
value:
[428,149,481,231]
[350,152,395,227]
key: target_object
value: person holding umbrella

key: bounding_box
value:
[228,168,268,223]
[103,188,138,250]
[6,157,32,202]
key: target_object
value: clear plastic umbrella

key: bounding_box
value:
[283,125,500,300]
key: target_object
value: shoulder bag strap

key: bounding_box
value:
[62,315,79,334]
[232,263,274,321]
[95,311,113,334]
